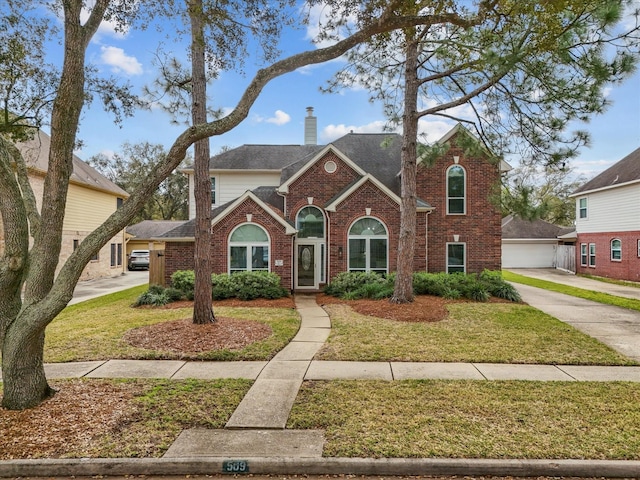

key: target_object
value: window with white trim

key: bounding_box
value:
[446,243,466,273]
[447,165,466,214]
[580,243,588,266]
[637,239,640,258]
[611,239,622,261]
[589,243,596,267]
[578,197,587,219]
[348,217,388,274]
[296,206,325,239]
[229,224,269,273]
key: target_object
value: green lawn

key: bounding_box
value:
[44,286,300,362]
[317,302,634,365]
[289,379,640,459]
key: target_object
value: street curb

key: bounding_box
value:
[1,457,639,478]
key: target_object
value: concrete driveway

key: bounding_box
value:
[508,269,640,362]
[70,270,149,305]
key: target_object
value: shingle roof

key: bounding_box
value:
[572,147,640,195]
[127,220,187,239]
[501,215,574,239]
[204,144,323,170]
[159,186,285,240]
[17,130,129,197]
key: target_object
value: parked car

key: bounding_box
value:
[127,250,150,271]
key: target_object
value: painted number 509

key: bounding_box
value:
[222,460,249,473]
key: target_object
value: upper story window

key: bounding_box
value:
[578,197,587,219]
[296,206,325,239]
[447,165,466,214]
[229,223,269,273]
[348,217,388,274]
[211,177,217,205]
[117,197,124,209]
[611,239,622,261]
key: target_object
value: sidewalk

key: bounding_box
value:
[4,282,640,478]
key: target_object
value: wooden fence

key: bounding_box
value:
[556,245,576,273]
[149,250,166,286]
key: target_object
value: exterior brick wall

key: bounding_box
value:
[164,241,195,286]
[164,197,295,290]
[575,231,640,282]
[417,133,503,273]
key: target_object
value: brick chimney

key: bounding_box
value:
[304,106,317,145]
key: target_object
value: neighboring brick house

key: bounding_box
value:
[160,111,509,291]
[0,130,129,281]
[570,147,640,282]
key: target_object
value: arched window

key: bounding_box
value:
[229,224,269,273]
[348,217,388,274]
[296,206,325,239]
[611,239,622,261]
[447,165,466,214]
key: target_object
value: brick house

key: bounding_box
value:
[570,147,640,282]
[159,110,509,291]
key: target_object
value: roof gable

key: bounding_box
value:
[571,147,640,196]
[278,145,367,194]
[325,174,433,212]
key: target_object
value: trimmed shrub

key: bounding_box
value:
[171,270,195,295]
[324,271,389,298]
[134,289,170,307]
[325,270,520,303]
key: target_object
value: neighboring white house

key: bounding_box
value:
[569,147,640,282]
[501,215,575,269]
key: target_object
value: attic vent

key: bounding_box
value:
[324,160,337,173]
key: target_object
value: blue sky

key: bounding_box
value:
[69,3,640,182]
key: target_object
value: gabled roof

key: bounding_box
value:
[325,174,433,212]
[501,214,574,240]
[158,187,293,240]
[278,143,368,194]
[126,220,187,240]
[426,123,512,173]
[571,147,640,196]
[16,130,129,197]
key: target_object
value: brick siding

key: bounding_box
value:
[575,231,640,282]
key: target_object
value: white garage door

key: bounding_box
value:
[502,243,557,268]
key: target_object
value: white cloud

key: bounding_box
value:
[572,158,616,179]
[100,46,143,75]
[266,110,291,125]
[321,121,390,142]
[80,4,128,41]
[321,118,456,144]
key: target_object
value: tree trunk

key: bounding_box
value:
[391,30,419,304]
[190,0,215,324]
[1,321,54,410]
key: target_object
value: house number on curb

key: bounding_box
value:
[222,459,250,473]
